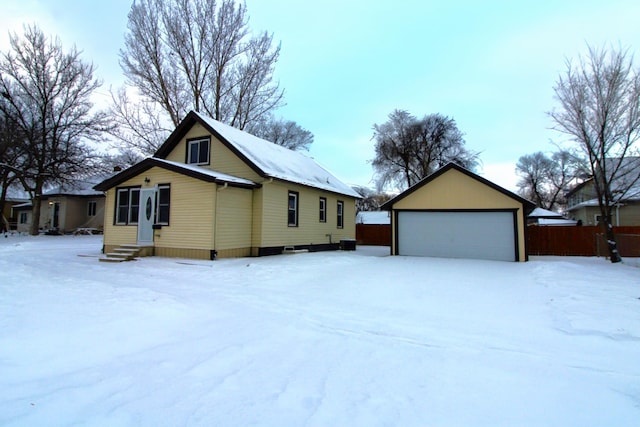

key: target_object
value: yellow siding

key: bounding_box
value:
[618,202,640,225]
[163,122,262,182]
[103,188,137,247]
[254,180,356,248]
[102,167,216,251]
[214,186,252,250]
[391,168,528,261]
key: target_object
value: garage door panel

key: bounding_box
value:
[397,211,515,261]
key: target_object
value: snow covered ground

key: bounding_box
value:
[1,235,639,426]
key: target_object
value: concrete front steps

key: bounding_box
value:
[99,244,142,263]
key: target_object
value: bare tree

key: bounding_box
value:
[352,185,392,213]
[0,108,27,231]
[116,0,286,154]
[516,150,583,211]
[247,114,313,151]
[0,25,109,235]
[372,110,479,190]
[549,45,640,263]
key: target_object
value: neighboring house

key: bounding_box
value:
[381,163,535,262]
[566,158,640,226]
[94,111,359,260]
[40,178,107,234]
[8,178,106,234]
[1,186,29,231]
[527,207,577,226]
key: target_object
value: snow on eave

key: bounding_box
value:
[94,158,259,191]
[193,112,360,198]
[154,159,257,186]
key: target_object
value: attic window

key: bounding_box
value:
[187,137,210,165]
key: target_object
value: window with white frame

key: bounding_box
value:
[337,200,344,229]
[319,197,327,222]
[115,187,140,225]
[288,191,299,227]
[155,184,171,225]
[19,212,28,224]
[187,137,211,165]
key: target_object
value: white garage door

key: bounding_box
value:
[397,211,516,261]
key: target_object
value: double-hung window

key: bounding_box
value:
[187,137,210,165]
[87,201,97,217]
[337,200,344,229]
[319,197,327,222]
[155,184,171,225]
[288,191,299,227]
[115,187,140,225]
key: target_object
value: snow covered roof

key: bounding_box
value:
[155,111,360,198]
[356,211,391,224]
[44,176,108,197]
[528,207,564,218]
[155,159,256,186]
[536,218,578,226]
[0,185,29,201]
[94,157,258,191]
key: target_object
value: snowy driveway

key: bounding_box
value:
[1,235,639,426]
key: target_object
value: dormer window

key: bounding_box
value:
[187,137,210,165]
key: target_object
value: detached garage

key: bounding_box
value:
[381,163,535,262]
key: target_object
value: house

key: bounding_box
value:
[527,207,577,226]
[566,158,640,226]
[1,186,29,232]
[9,177,106,234]
[94,111,359,260]
[381,163,535,262]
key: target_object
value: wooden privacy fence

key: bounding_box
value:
[527,226,640,257]
[356,224,391,246]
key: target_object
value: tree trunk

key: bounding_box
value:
[602,221,622,263]
[30,196,41,236]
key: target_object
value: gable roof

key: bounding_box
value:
[94,158,259,191]
[155,111,360,198]
[528,207,564,218]
[381,162,535,210]
[44,175,110,197]
[566,157,640,200]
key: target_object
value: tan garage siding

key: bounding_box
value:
[393,169,522,210]
[256,180,356,248]
[164,123,262,182]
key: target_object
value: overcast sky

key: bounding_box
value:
[2,0,640,191]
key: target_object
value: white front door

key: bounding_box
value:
[137,188,156,245]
